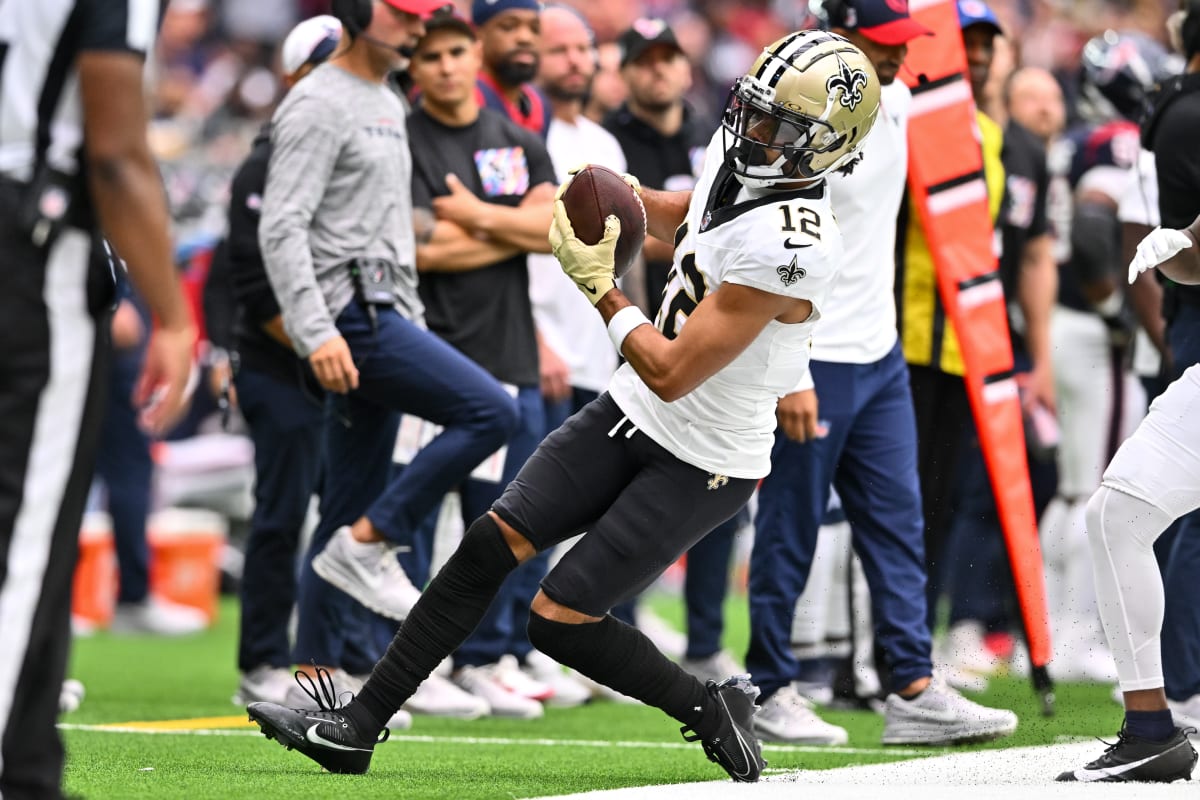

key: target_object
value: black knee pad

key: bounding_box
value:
[445,514,518,587]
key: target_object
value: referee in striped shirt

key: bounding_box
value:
[0,3,192,797]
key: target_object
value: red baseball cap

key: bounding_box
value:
[383,0,455,21]
[837,0,933,45]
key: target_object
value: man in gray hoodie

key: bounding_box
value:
[259,0,519,684]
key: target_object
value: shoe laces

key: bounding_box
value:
[291,666,390,744]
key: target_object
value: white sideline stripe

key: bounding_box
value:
[528,742,1197,798]
[56,723,924,757]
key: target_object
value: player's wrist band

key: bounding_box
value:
[607,305,651,355]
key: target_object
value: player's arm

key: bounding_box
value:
[417,219,521,272]
[639,186,691,243]
[79,49,194,434]
[433,175,556,253]
[1016,232,1056,412]
[598,283,808,402]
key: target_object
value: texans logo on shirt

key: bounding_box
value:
[474,147,530,198]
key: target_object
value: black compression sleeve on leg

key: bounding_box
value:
[527,611,722,738]
[353,515,518,729]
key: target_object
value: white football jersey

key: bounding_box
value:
[608,132,843,479]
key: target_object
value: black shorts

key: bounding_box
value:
[492,393,756,617]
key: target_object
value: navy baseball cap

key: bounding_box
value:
[837,0,933,46]
[618,18,684,67]
[957,0,1003,35]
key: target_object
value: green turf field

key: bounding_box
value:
[62,594,1123,799]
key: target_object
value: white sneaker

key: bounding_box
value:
[71,615,97,638]
[404,673,490,719]
[753,685,849,745]
[233,665,294,705]
[792,680,834,707]
[1168,694,1200,736]
[634,608,686,659]
[312,526,421,621]
[489,654,553,701]
[934,661,990,693]
[881,674,1017,745]
[452,662,544,719]
[283,668,413,730]
[523,650,592,708]
[942,621,1000,675]
[110,596,207,635]
[679,650,744,686]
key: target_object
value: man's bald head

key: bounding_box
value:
[1006,67,1065,143]
[538,5,596,105]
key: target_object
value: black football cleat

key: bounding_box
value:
[247,666,388,774]
[681,675,767,782]
[1057,726,1197,783]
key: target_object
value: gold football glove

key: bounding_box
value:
[549,199,619,306]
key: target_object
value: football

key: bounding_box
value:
[558,164,647,279]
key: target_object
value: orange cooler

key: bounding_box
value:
[147,508,227,624]
[73,511,117,628]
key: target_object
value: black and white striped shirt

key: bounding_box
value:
[0,0,165,183]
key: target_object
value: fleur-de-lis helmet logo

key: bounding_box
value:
[826,56,869,111]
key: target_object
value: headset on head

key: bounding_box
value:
[331,0,374,37]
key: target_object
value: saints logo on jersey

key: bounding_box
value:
[777,254,806,286]
[827,57,870,111]
[707,474,729,491]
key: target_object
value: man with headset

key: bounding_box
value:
[259,0,519,689]
[0,3,193,797]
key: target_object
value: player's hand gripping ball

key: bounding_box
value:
[551,165,647,304]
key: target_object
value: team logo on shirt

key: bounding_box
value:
[777,254,806,286]
[826,57,869,112]
[707,474,729,491]
[474,147,530,198]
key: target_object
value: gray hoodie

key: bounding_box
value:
[260,63,423,357]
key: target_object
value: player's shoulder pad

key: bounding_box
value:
[701,189,839,293]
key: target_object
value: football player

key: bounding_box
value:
[1056,218,1200,782]
[247,29,879,782]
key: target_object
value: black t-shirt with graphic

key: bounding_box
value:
[408,106,555,386]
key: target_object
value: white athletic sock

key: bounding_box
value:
[1085,486,1173,692]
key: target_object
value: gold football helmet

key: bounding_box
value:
[722,30,881,188]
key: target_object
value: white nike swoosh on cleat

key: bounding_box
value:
[1072,752,1168,781]
[718,695,755,780]
[305,722,370,752]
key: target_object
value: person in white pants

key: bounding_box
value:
[1058,219,1200,783]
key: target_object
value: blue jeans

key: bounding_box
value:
[235,366,324,671]
[453,385,548,667]
[685,509,743,660]
[1162,303,1200,701]
[95,345,152,605]
[747,343,931,697]
[293,303,518,668]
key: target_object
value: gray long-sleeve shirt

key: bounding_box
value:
[260,63,422,357]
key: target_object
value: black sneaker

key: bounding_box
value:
[1057,726,1197,782]
[680,675,767,782]
[247,667,389,774]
